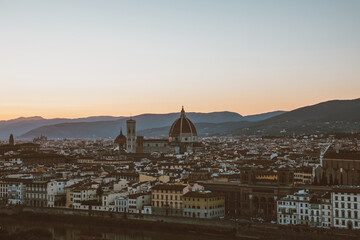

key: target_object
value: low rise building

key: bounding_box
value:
[183,191,225,219]
[332,186,360,230]
[151,184,186,216]
[277,190,327,227]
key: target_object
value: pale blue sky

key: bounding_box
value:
[0,0,359,119]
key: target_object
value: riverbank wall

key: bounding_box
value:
[1,207,360,240]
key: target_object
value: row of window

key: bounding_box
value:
[152,201,182,208]
[278,208,321,215]
[334,202,358,209]
[334,209,358,218]
[184,197,222,202]
[334,219,359,227]
[153,194,181,200]
[153,190,181,194]
[334,196,358,201]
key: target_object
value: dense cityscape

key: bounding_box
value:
[0,108,359,235]
[1,1,360,239]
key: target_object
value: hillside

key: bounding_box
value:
[19,111,244,139]
[137,121,252,138]
[235,98,360,136]
[0,116,126,139]
[19,111,283,139]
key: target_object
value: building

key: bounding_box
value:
[119,107,201,155]
[126,118,137,153]
[320,192,332,228]
[315,149,360,186]
[101,191,127,211]
[25,181,48,207]
[114,196,128,213]
[114,129,126,152]
[239,167,295,186]
[6,178,29,205]
[294,167,313,185]
[128,193,151,213]
[0,180,8,204]
[277,186,360,229]
[183,191,225,219]
[25,180,66,207]
[71,183,99,209]
[0,135,40,155]
[277,190,327,227]
[332,186,360,230]
[151,184,186,216]
[114,192,151,213]
[168,107,199,154]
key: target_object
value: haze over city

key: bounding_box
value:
[1,0,360,120]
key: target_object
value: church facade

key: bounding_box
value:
[114,107,201,154]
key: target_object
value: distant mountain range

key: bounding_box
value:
[1,98,359,140]
[0,116,126,139]
[234,98,360,136]
[12,111,284,140]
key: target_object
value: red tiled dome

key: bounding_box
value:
[114,129,126,144]
[169,107,197,138]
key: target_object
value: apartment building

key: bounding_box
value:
[183,191,225,219]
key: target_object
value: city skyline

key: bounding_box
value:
[1,0,360,120]
[0,96,358,121]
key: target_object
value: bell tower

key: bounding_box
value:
[126,118,136,153]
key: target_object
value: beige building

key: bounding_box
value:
[183,191,225,219]
[294,167,313,185]
[151,184,187,216]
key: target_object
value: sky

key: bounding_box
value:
[0,0,359,120]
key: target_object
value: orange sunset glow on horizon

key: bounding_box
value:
[1,1,360,121]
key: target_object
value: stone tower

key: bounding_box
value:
[9,134,14,146]
[126,118,136,153]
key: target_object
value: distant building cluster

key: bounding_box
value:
[0,110,360,228]
[115,107,202,154]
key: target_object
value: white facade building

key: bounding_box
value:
[114,193,151,213]
[277,190,330,227]
[332,186,360,230]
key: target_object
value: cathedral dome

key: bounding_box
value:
[169,107,197,142]
[114,129,126,145]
